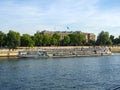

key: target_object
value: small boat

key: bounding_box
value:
[18,49,51,58]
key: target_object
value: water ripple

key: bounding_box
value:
[0,54,120,90]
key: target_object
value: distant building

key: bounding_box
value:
[38,30,96,42]
[84,33,96,42]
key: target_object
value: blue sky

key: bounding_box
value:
[0,0,120,36]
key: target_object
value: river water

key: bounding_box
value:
[0,53,120,90]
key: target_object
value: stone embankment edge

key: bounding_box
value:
[0,46,119,57]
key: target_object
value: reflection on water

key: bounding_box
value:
[0,53,120,90]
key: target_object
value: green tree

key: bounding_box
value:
[87,40,96,46]
[114,35,120,45]
[21,34,35,47]
[51,33,60,46]
[110,35,115,45]
[96,31,112,45]
[42,34,51,46]
[106,39,112,45]
[69,33,85,46]
[63,35,70,46]
[6,30,21,49]
[114,38,119,45]
[78,34,85,45]
[34,33,43,46]
[118,36,120,45]
[0,31,6,47]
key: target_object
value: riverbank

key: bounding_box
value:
[0,46,116,57]
[0,49,18,57]
[110,46,120,53]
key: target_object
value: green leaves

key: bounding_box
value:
[69,33,85,46]
[0,30,119,47]
[34,34,43,46]
[7,30,21,49]
[96,31,112,45]
[63,35,70,46]
[42,34,51,46]
[7,30,20,49]
[51,33,60,46]
[0,31,5,47]
[109,35,120,45]
[21,34,35,47]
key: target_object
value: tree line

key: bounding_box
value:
[0,30,120,49]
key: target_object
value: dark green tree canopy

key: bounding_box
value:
[0,31,6,47]
[51,33,60,46]
[87,40,96,46]
[21,34,35,47]
[42,34,51,46]
[69,33,85,46]
[96,31,112,45]
[0,30,119,47]
[7,30,21,49]
[113,35,120,45]
[63,35,70,46]
[34,33,43,46]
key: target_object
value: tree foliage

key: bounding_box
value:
[0,31,6,47]
[42,34,51,46]
[0,30,119,47]
[96,31,112,45]
[6,30,21,49]
[69,33,85,46]
[110,35,114,43]
[63,35,70,46]
[113,35,120,45]
[87,40,96,46]
[21,34,35,47]
[51,33,60,46]
[34,33,43,46]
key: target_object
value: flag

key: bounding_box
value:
[67,26,69,30]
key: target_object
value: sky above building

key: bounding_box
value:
[0,0,120,36]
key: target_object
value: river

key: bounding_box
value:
[0,53,120,90]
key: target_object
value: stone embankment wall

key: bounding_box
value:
[0,46,119,57]
[110,46,120,52]
[0,49,18,57]
[39,46,111,57]
[38,46,120,53]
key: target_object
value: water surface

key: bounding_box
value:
[0,53,120,90]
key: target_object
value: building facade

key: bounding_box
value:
[38,30,96,42]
